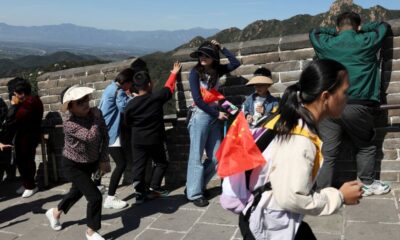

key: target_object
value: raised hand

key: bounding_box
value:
[171,61,182,74]
[211,40,221,49]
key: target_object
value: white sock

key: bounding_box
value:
[106,195,115,201]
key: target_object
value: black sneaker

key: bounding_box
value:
[135,192,146,204]
[192,197,209,207]
[148,187,169,198]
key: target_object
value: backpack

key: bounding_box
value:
[219,113,277,214]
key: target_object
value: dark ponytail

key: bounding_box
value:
[275,59,347,139]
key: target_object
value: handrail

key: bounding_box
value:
[379,104,400,110]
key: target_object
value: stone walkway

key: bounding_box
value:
[0,180,399,240]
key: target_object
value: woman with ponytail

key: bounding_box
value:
[240,59,363,240]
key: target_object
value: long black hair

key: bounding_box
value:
[194,41,221,89]
[115,68,134,85]
[274,59,347,139]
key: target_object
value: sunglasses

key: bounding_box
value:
[76,95,90,105]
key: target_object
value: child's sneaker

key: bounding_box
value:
[22,187,38,198]
[45,208,62,231]
[362,180,391,196]
[86,231,105,240]
[103,196,128,209]
[135,192,146,204]
[148,187,170,198]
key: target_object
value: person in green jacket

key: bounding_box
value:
[309,11,390,196]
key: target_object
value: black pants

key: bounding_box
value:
[0,148,13,180]
[317,104,376,188]
[131,143,169,193]
[15,140,38,189]
[108,147,128,196]
[58,159,102,231]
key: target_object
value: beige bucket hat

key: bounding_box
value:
[246,75,274,86]
[61,85,94,112]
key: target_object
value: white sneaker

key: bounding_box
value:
[16,186,25,194]
[103,196,128,209]
[22,187,38,198]
[45,208,62,231]
[362,180,391,196]
[86,231,105,240]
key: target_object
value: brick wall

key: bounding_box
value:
[169,18,400,186]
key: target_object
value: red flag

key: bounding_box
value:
[200,88,225,103]
[216,112,266,178]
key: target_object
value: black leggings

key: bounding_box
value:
[131,143,169,193]
[58,159,102,231]
[107,147,128,196]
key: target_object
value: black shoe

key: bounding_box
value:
[148,187,170,198]
[135,192,146,204]
[184,188,188,199]
[203,189,210,199]
[192,197,209,207]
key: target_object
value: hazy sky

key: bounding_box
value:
[0,0,399,31]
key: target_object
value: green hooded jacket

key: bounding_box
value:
[309,22,389,104]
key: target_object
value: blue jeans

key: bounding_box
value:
[186,107,222,200]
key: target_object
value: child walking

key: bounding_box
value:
[45,85,111,240]
[124,61,181,203]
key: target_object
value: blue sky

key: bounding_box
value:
[0,0,399,31]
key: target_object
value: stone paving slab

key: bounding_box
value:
[345,198,399,223]
[182,222,237,240]
[199,203,238,226]
[0,232,19,240]
[0,180,399,240]
[136,229,185,240]
[102,216,155,240]
[303,210,344,235]
[345,222,400,240]
[150,208,203,232]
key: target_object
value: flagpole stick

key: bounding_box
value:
[224,120,228,137]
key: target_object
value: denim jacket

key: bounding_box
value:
[99,81,132,145]
[242,92,278,118]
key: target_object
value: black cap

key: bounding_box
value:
[190,41,220,61]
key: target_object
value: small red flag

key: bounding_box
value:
[200,88,225,103]
[216,112,266,178]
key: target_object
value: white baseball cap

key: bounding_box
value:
[61,85,94,112]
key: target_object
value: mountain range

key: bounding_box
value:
[142,0,400,91]
[0,51,106,78]
[180,0,400,49]
[0,24,219,58]
[1,0,399,80]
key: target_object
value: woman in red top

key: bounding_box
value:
[3,79,44,198]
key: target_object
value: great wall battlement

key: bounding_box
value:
[1,19,400,187]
